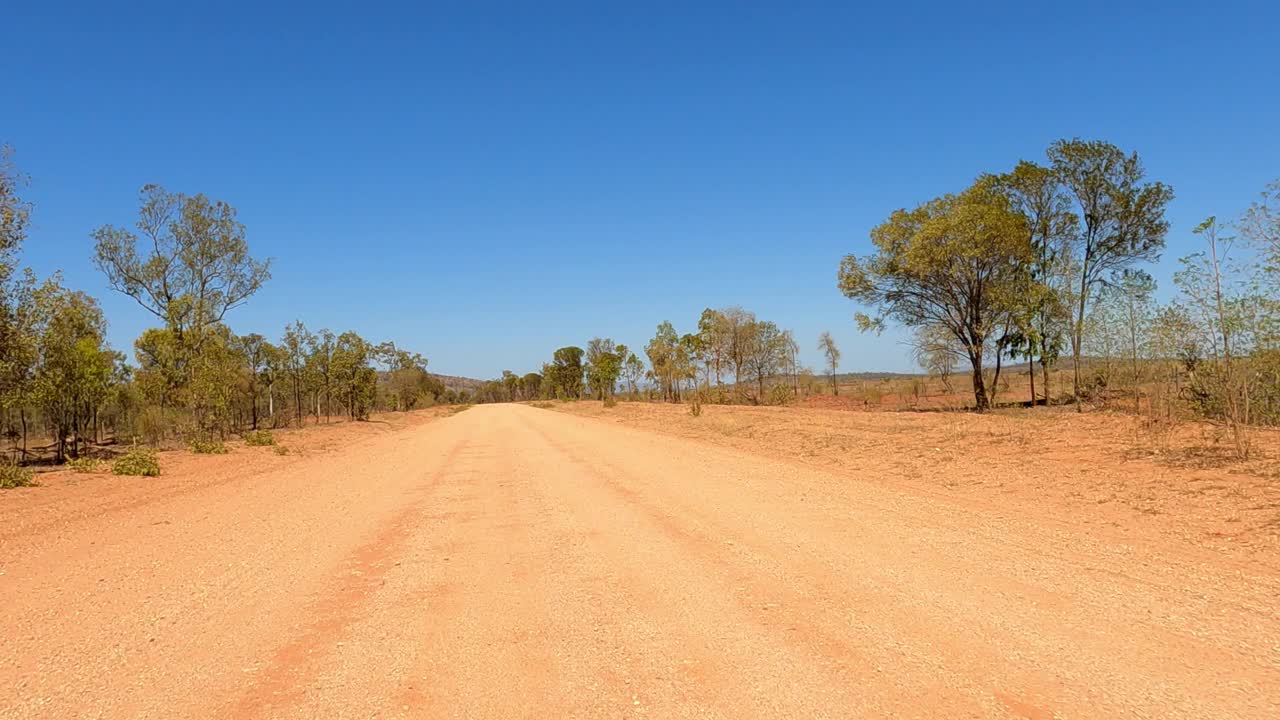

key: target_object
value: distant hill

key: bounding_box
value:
[431,373,486,393]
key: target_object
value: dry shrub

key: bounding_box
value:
[243,429,276,446]
[0,462,36,489]
[858,384,883,406]
[688,394,703,417]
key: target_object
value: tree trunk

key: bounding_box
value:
[1073,252,1091,413]
[1029,355,1037,407]
[989,350,1004,407]
[1042,358,1051,406]
[969,352,989,412]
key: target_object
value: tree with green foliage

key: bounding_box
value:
[520,372,543,400]
[1047,139,1174,410]
[92,185,272,433]
[646,322,691,402]
[234,333,273,429]
[743,320,787,401]
[378,342,434,411]
[306,329,336,422]
[549,346,584,399]
[92,185,271,350]
[623,352,645,398]
[839,177,1033,411]
[585,337,622,400]
[0,146,37,450]
[281,321,313,427]
[30,280,120,461]
[993,160,1076,405]
[333,331,378,419]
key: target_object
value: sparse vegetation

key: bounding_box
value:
[688,394,703,417]
[112,448,160,477]
[243,429,276,446]
[3,130,1279,484]
[0,461,35,488]
[66,457,103,473]
[189,439,228,455]
[1,145,465,476]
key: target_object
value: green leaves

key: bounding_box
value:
[91,185,271,339]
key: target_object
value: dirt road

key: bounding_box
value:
[3,404,1277,718]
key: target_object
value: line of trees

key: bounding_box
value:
[839,138,1175,411]
[842,136,1280,441]
[1,146,455,464]
[475,307,809,405]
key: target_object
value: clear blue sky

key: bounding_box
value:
[8,1,1279,378]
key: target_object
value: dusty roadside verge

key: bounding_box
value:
[0,406,465,545]
[549,400,1280,567]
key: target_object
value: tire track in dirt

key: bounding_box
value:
[512,407,988,712]
[225,439,470,718]
[521,407,1279,718]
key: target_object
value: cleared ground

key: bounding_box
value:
[2,403,1277,718]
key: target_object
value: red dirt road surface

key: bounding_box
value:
[2,404,1278,718]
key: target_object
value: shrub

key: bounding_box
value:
[858,384,884,406]
[688,394,703,417]
[243,429,276,447]
[113,448,160,477]
[768,384,794,406]
[0,462,36,489]
[67,457,103,473]
[189,439,228,455]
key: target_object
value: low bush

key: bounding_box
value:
[66,457,103,473]
[243,429,276,447]
[0,462,36,489]
[112,448,160,477]
[189,439,228,455]
[767,384,794,406]
[688,395,703,417]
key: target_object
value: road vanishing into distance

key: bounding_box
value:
[3,404,1276,718]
